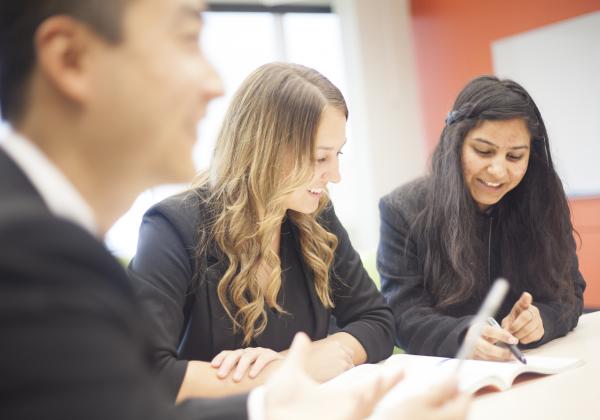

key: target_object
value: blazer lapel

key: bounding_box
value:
[204,243,240,352]
[288,220,330,338]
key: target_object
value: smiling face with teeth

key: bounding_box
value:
[283,106,346,214]
[461,118,531,211]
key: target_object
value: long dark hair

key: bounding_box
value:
[413,75,576,313]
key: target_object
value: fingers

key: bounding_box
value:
[215,349,244,379]
[213,348,285,382]
[232,350,259,382]
[211,350,227,368]
[515,308,544,344]
[472,337,513,362]
[508,307,532,334]
[508,305,543,341]
[248,350,283,379]
[520,324,544,344]
[502,292,533,327]
[480,325,518,346]
[504,293,544,344]
[516,292,533,311]
[500,314,511,330]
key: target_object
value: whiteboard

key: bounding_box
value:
[492,11,600,197]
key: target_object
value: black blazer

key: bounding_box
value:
[129,188,395,398]
[377,177,586,357]
[0,149,247,420]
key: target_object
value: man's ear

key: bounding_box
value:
[34,16,99,106]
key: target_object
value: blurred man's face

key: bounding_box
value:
[85,0,223,185]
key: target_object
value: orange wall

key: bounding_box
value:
[409,0,600,307]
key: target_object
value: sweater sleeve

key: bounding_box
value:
[128,199,197,400]
[377,195,473,357]
[524,235,586,348]
[321,204,395,363]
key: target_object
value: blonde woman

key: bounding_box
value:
[129,62,395,402]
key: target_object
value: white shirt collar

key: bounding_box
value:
[0,129,99,236]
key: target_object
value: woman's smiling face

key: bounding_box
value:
[461,118,531,211]
[283,106,346,214]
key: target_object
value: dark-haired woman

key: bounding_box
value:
[377,75,585,361]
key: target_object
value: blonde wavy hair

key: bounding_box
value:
[193,62,348,345]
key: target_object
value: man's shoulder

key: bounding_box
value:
[0,205,131,298]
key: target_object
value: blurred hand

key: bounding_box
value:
[373,379,470,420]
[265,333,403,420]
[211,347,283,382]
[501,292,544,344]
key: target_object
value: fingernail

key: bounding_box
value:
[509,337,518,344]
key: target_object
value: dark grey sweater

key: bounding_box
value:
[377,178,586,357]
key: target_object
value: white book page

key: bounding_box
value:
[322,354,583,412]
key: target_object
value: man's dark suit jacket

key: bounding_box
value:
[0,149,248,420]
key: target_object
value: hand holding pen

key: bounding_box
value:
[487,317,527,364]
[465,316,523,363]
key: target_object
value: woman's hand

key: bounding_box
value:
[501,292,544,344]
[304,339,355,382]
[211,347,283,382]
[467,323,519,362]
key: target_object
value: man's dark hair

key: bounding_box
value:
[0,0,128,123]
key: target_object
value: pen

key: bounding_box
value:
[486,317,527,364]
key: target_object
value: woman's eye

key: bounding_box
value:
[317,157,327,163]
[507,154,524,161]
[474,148,492,156]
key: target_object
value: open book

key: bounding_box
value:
[384,354,583,393]
[322,353,583,405]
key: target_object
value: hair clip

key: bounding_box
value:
[445,110,460,126]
